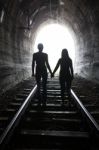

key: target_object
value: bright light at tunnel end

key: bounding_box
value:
[34,23,75,71]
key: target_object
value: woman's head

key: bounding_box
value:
[61,49,69,58]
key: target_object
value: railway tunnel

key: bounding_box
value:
[0,0,99,94]
[0,0,99,149]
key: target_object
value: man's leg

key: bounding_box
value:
[42,72,47,106]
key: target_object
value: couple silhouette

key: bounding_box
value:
[32,43,74,107]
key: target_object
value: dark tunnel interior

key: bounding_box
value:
[0,0,99,94]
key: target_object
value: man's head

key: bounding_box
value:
[38,43,43,52]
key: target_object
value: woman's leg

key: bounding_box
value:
[66,79,72,105]
[36,74,42,105]
[60,77,65,105]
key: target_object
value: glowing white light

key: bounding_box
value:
[34,24,75,71]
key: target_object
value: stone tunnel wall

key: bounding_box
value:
[70,1,99,83]
[0,10,33,95]
[78,22,99,83]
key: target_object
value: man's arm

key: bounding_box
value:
[32,54,35,76]
[46,54,52,74]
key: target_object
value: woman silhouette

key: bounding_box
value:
[52,49,74,106]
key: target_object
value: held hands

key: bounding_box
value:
[51,72,54,78]
[32,72,55,78]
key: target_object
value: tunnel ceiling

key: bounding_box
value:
[1,0,99,34]
[17,0,99,32]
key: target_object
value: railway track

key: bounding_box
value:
[0,77,99,150]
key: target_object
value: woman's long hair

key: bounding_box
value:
[61,49,70,60]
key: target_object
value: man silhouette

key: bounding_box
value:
[32,43,52,106]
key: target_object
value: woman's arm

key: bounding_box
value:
[53,59,60,75]
[70,59,74,79]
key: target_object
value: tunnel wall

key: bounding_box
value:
[65,0,99,83]
[74,15,99,82]
[0,7,33,95]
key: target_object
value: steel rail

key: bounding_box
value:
[0,84,37,148]
[0,84,99,148]
[71,89,99,137]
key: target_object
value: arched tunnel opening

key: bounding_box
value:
[33,23,76,71]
